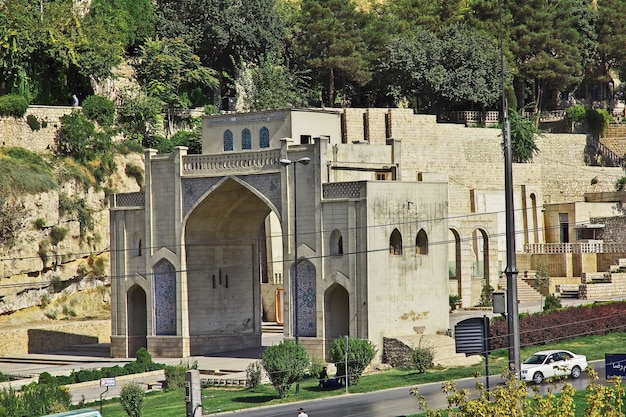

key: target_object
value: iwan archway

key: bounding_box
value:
[183,177,279,355]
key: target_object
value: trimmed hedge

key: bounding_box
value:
[490,301,626,350]
[0,94,28,118]
[37,360,165,386]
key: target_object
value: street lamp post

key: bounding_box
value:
[280,156,311,395]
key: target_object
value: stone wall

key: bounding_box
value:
[593,216,626,244]
[0,106,76,153]
[0,320,110,356]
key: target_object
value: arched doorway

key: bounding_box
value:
[471,228,490,303]
[324,283,349,340]
[127,285,147,357]
[184,177,277,354]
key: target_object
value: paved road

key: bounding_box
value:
[214,360,606,417]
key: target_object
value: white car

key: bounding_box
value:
[520,349,588,384]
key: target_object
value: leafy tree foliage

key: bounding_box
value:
[134,37,218,135]
[234,54,307,112]
[116,91,163,142]
[154,0,285,100]
[376,25,503,112]
[81,95,116,127]
[260,340,310,398]
[508,0,587,112]
[119,382,144,417]
[507,110,541,163]
[294,0,373,107]
[330,336,377,386]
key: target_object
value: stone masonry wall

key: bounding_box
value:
[0,106,77,153]
[592,216,626,244]
[0,320,110,355]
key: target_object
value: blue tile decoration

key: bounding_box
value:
[260,127,270,148]
[223,130,233,151]
[294,259,316,337]
[154,260,176,335]
[182,177,222,216]
[240,173,282,216]
[242,128,252,150]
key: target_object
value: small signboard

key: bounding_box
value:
[100,377,116,387]
[605,354,626,380]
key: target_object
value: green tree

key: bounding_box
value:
[534,263,550,308]
[260,340,310,398]
[119,382,144,417]
[234,54,307,112]
[116,91,163,142]
[508,0,586,112]
[508,110,541,163]
[330,336,377,386]
[294,0,373,107]
[376,25,503,112]
[154,0,285,105]
[134,36,218,136]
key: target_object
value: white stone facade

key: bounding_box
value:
[109,108,623,359]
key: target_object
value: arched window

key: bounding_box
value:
[260,127,270,148]
[416,229,428,255]
[242,128,252,150]
[330,229,343,256]
[390,228,402,255]
[223,130,233,151]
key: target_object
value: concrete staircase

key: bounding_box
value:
[498,274,543,303]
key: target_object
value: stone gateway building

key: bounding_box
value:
[109,108,623,359]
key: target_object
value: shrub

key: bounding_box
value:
[125,163,144,188]
[586,108,611,137]
[449,295,461,311]
[120,382,144,417]
[81,95,116,127]
[135,347,152,365]
[245,361,263,389]
[38,372,54,385]
[34,218,46,229]
[56,112,96,161]
[543,294,562,313]
[164,363,188,390]
[330,336,377,387]
[411,342,435,373]
[27,114,41,131]
[616,176,626,192]
[124,361,149,375]
[104,365,129,378]
[565,104,586,123]
[0,94,28,117]
[490,301,626,349]
[170,129,202,154]
[49,226,68,245]
[142,135,172,154]
[260,340,310,398]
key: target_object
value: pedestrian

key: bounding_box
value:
[297,407,308,417]
[72,94,79,106]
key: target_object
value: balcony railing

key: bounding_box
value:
[524,242,626,254]
[182,149,282,176]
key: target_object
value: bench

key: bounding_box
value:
[145,381,163,390]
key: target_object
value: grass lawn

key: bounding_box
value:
[90,332,626,417]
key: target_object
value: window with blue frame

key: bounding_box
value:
[260,127,270,148]
[224,130,234,151]
[242,128,252,150]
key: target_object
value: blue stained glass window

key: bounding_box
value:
[223,130,233,151]
[242,128,252,149]
[260,127,270,148]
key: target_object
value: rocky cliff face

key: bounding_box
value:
[0,153,143,319]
